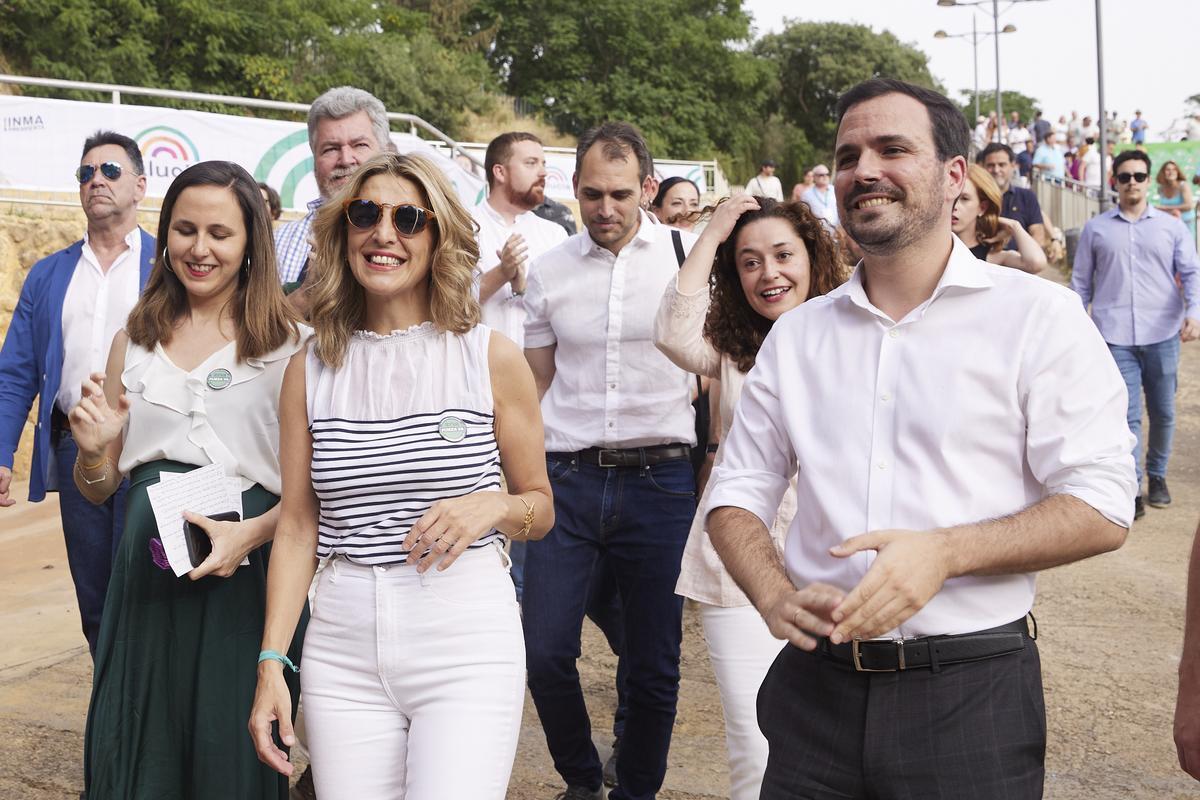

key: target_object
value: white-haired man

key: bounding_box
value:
[275,86,390,285]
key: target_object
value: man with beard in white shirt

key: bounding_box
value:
[473,131,568,603]
[705,77,1135,799]
[475,132,568,350]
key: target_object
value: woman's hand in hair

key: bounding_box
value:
[701,193,761,247]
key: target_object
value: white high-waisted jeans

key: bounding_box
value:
[699,602,786,800]
[301,545,525,800]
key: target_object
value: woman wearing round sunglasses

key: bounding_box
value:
[653,195,845,800]
[249,152,552,799]
[74,160,307,799]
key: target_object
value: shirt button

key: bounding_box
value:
[609,383,616,389]
[888,329,900,339]
[877,460,888,470]
[608,421,614,428]
[881,393,892,402]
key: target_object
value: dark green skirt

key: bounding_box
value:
[84,460,307,800]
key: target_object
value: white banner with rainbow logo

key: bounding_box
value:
[0,95,485,212]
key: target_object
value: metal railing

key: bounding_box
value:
[0,73,483,168]
[1030,174,1111,235]
[1033,172,1199,241]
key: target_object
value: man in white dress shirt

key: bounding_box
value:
[522,122,698,800]
[472,131,567,602]
[706,78,1136,798]
[0,131,154,655]
[474,132,568,350]
[744,159,784,201]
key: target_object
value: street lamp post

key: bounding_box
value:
[938,0,1049,134]
[934,18,1016,125]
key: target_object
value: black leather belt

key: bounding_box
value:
[570,443,691,468]
[818,618,1031,672]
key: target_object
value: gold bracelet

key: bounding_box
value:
[78,453,107,471]
[513,495,535,540]
[75,458,110,486]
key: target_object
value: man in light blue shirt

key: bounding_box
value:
[1031,130,1064,180]
[1072,149,1200,518]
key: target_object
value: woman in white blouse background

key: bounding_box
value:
[70,160,307,799]
[653,195,845,800]
[249,153,552,799]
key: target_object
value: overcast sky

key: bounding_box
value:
[745,0,1195,141]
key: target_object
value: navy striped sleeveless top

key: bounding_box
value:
[305,323,503,565]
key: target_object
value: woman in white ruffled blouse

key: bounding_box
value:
[653,195,845,800]
[71,160,307,799]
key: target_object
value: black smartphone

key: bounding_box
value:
[183,511,241,568]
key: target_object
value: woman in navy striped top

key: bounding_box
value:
[249,153,553,799]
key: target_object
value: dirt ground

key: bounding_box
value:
[3,295,1200,799]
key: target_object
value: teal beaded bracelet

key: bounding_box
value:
[258,649,299,673]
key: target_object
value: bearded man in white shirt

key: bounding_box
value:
[706,78,1136,799]
[473,131,568,603]
[474,131,568,350]
[522,121,698,800]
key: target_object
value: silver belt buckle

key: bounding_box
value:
[851,637,907,672]
[596,449,621,468]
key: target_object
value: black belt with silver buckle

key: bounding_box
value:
[573,443,691,468]
[819,618,1031,673]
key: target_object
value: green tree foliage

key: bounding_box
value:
[471,0,773,173]
[0,0,496,136]
[958,89,1041,127]
[755,22,942,163]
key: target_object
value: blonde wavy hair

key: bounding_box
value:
[307,153,481,368]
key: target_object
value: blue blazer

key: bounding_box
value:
[0,229,155,501]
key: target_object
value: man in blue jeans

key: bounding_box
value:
[0,131,153,655]
[522,121,697,800]
[1072,148,1200,519]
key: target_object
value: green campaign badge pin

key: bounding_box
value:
[438,416,467,442]
[206,368,233,390]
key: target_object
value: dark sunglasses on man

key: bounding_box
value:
[75,161,126,184]
[1115,171,1148,185]
[343,198,436,238]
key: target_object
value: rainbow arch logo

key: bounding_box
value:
[136,126,200,162]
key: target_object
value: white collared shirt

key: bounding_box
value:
[56,228,142,413]
[472,198,568,347]
[524,211,698,452]
[706,238,1136,638]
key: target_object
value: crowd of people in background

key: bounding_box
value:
[0,74,1199,800]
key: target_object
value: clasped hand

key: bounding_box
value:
[497,233,528,287]
[825,528,952,644]
[401,492,509,573]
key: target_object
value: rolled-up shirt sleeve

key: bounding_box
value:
[1020,290,1137,527]
[1174,220,1200,320]
[522,253,556,349]
[704,329,795,529]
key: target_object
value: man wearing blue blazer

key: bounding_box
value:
[0,131,152,656]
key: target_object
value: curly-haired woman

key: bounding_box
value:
[248,153,552,798]
[653,195,845,800]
